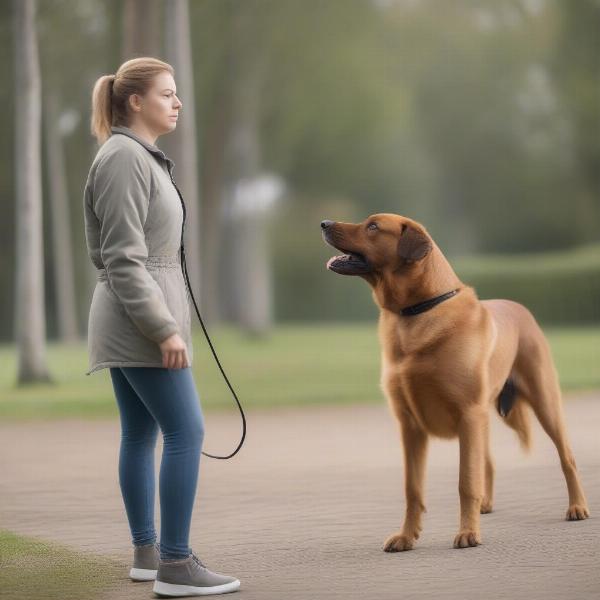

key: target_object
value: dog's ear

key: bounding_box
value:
[397,224,432,263]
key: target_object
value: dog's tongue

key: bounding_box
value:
[326,254,351,268]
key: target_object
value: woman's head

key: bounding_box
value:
[90,57,182,145]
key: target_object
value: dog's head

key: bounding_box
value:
[321,213,433,282]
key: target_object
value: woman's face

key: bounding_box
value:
[129,70,182,136]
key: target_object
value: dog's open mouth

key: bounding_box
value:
[325,249,372,275]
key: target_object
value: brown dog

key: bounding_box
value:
[321,213,589,551]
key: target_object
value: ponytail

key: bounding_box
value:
[89,57,174,146]
[90,74,116,145]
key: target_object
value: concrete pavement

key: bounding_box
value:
[1,391,598,599]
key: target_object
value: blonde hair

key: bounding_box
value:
[90,57,174,145]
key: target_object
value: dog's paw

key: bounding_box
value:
[480,500,493,514]
[453,530,481,549]
[566,504,590,520]
[383,532,416,552]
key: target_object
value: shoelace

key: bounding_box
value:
[191,552,207,570]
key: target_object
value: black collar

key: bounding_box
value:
[400,288,460,316]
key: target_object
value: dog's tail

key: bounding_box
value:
[496,377,532,453]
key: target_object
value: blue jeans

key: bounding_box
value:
[109,366,205,560]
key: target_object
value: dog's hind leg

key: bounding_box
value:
[383,415,428,552]
[515,330,589,521]
[497,375,532,452]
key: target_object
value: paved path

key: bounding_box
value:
[1,392,598,599]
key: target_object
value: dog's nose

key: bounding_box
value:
[321,220,335,229]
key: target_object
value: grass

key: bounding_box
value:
[0,323,598,421]
[0,529,123,600]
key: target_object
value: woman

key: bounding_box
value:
[83,57,240,596]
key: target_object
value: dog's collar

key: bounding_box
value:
[400,288,460,316]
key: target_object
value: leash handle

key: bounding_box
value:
[169,166,247,460]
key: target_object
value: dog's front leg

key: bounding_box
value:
[453,406,487,549]
[383,418,428,552]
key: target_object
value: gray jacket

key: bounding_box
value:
[83,125,193,375]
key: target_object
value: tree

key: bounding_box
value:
[162,0,202,326]
[14,0,52,382]
[44,88,79,343]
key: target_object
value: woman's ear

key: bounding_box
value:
[397,224,432,263]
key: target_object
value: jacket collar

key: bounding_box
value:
[110,125,174,171]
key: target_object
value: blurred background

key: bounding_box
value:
[1,0,599,415]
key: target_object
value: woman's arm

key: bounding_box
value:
[93,147,179,344]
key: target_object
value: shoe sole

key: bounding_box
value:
[130,567,158,581]
[153,578,240,596]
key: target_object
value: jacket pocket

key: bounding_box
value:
[156,270,185,331]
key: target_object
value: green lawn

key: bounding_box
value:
[0,529,123,600]
[0,323,598,420]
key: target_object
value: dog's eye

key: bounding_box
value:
[367,222,378,231]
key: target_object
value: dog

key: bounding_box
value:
[321,213,589,550]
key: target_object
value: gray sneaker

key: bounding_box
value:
[153,551,240,596]
[130,541,160,581]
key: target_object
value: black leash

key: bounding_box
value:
[168,166,247,460]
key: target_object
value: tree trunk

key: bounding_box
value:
[44,88,79,343]
[200,83,229,326]
[220,7,272,334]
[13,0,52,383]
[122,0,162,58]
[162,0,202,323]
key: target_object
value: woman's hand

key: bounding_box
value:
[158,332,190,369]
